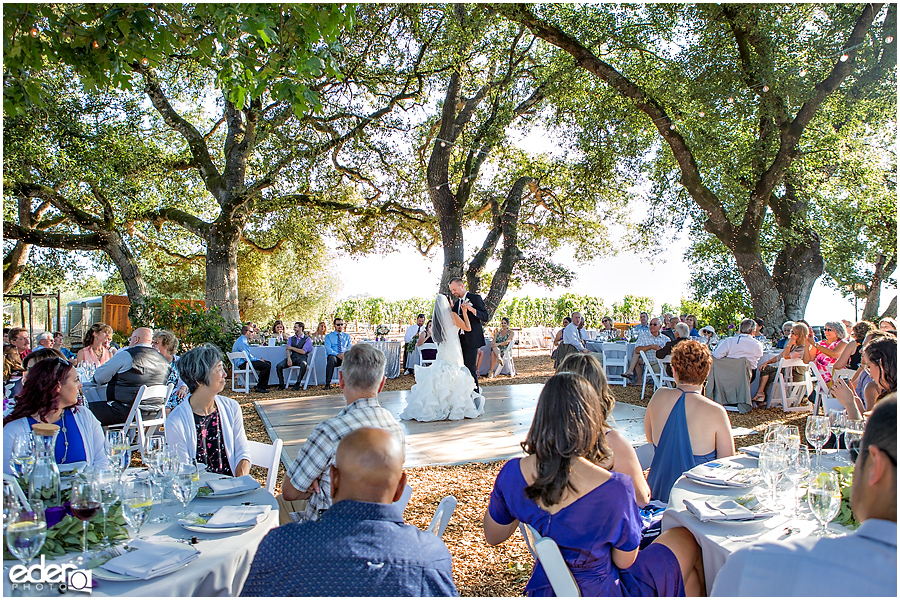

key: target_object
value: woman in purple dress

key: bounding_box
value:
[483,373,704,596]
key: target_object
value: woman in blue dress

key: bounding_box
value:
[483,373,704,596]
[645,341,735,503]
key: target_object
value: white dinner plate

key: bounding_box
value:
[686,476,758,489]
[195,485,259,499]
[179,522,256,534]
[91,544,198,581]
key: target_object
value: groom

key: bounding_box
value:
[448,277,490,391]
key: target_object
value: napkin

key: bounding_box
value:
[683,498,776,522]
[738,444,763,457]
[206,475,261,495]
[102,540,199,579]
[684,463,758,487]
[204,504,271,528]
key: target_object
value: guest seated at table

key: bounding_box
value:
[879,316,897,335]
[598,316,618,339]
[270,320,286,343]
[7,327,31,362]
[752,318,767,343]
[845,330,893,405]
[232,325,272,393]
[241,427,457,597]
[555,312,590,369]
[4,347,67,416]
[657,322,691,376]
[417,320,437,361]
[76,323,113,368]
[153,330,189,411]
[488,317,514,378]
[483,372,704,596]
[3,357,109,474]
[3,345,24,384]
[282,344,403,522]
[711,318,763,369]
[698,325,719,347]
[623,317,668,384]
[712,396,897,596]
[810,320,848,385]
[323,317,352,391]
[557,353,651,507]
[832,320,875,373]
[551,316,571,359]
[833,336,897,420]
[34,331,54,351]
[53,331,76,360]
[684,314,700,337]
[276,322,313,391]
[90,326,172,426]
[774,320,794,349]
[166,343,251,477]
[634,311,650,333]
[645,341,735,503]
[312,321,328,343]
[752,322,814,407]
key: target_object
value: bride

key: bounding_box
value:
[400,294,485,422]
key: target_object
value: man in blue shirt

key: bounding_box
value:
[712,396,897,596]
[232,325,271,393]
[276,322,313,391]
[323,317,352,390]
[241,427,458,597]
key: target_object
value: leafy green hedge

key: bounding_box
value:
[129,297,243,355]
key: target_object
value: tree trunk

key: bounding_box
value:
[878,295,897,320]
[733,250,785,330]
[861,253,896,321]
[435,200,466,293]
[771,229,825,323]
[3,240,31,293]
[483,177,531,317]
[105,231,150,305]
[205,219,243,322]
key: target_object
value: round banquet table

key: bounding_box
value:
[2,472,278,597]
[661,450,852,594]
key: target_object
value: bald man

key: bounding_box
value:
[90,326,172,426]
[242,428,458,597]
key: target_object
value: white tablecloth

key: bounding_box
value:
[2,472,279,597]
[661,451,852,594]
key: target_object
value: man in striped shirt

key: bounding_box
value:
[282,343,404,523]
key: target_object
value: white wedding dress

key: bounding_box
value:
[400,294,485,422]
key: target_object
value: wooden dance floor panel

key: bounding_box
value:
[255,383,648,468]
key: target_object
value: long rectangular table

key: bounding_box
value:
[247,341,402,386]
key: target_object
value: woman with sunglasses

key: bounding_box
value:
[811,321,848,385]
[833,337,897,420]
[3,357,109,475]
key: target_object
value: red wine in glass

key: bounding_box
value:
[71,502,101,521]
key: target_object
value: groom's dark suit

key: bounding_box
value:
[452,291,489,389]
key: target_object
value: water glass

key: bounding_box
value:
[10,433,35,479]
[844,419,866,462]
[782,425,801,448]
[807,471,841,537]
[805,415,830,467]
[764,424,787,444]
[148,452,176,523]
[105,429,130,473]
[70,479,101,566]
[172,463,199,518]
[828,409,847,448]
[759,442,788,509]
[142,435,166,466]
[6,501,47,569]
[91,467,120,548]
[784,445,810,517]
[119,479,153,540]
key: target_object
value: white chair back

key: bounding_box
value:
[659,355,677,388]
[767,357,812,412]
[426,495,457,538]
[600,343,628,387]
[247,438,283,495]
[418,343,438,367]
[809,362,842,415]
[494,333,517,377]
[640,350,663,400]
[395,483,413,512]
[227,350,258,394]
[108,383,173,452]
[518,523,581,597]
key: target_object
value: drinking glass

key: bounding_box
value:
[91,467,120,548]
[172,462,199,518]
[758,442,788,509]
[6,501,47,570]
[119,479,153,540]
[843,419,866,463]
[106,429,130,473]
[764,424,786,444]
[805,415,830,467]
[784,445,810,517]
[148,452,175,523]
[3,481,19,527]
[70,479,102,566]
[828,409,846,449]
[807,471,841,537]
[782,425,801,448]
[142,435,166,466]
[10,433,35,479]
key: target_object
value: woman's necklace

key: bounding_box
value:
[92,345,104,360]
[53,413,70,463]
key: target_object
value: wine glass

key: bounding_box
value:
[3,481,19,527]
[782,425,801,448]
[828,409,847,449]
[106,429,130,474]
[807,471,841,537]
[10,433,35,479]
[172,462,199,518]
[758,441,788,510]
[70,479,102,566]
[784,445,810,517]
[6,501,47,570]
[119,479,153,540]
[142,435,166,466]
[91,467,120,548]
[805,415,830,467]
[148,451,175,523]
[764,424,786,444]
[843,419,866,463]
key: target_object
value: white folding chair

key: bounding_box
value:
[395,483,413,512]
[810,363,844,416]
[518,523,581,597]
[494,334,517,377]
[426,495,457,538]
[108,383,173,452]
[640,350,663,400]
[659,355,677,388]
[767,358,812,412]
[418,343,438,367]
[247,438,284,495]
[227,351,258,394]
[601,343,628,387]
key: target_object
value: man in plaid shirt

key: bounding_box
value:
[282,343,405,522]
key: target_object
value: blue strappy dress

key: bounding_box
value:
[647,390,717,503]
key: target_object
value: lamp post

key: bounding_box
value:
[848,283,867,322]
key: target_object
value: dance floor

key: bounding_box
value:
[255,383,648,468]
